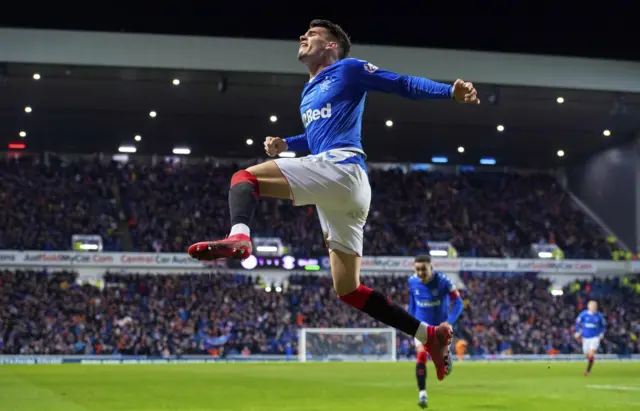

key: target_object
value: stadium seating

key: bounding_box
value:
[1,270,637,357]
[0,156,124,251]
[0,155,620,259]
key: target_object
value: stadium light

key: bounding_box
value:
[33,73,41,80]
[172,147,191,155]
[480,157,496,165]
[172,79,180,86]
[431,156,448,164]
[134,135,142,141]
[270,115,278,123]
[24,106,32,113]
[279,151,296,158]
[149,111,157,118]
[246,138,254,145]
[496,125,505,132]
[385,120,393,127]
[118,145,136,153]
[457,146,465,153]
[603,129,611,137]
[557,150,565,157]
[19,131,26,138]
[556,97,564,104]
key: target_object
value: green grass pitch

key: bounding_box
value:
[1,362,638,410]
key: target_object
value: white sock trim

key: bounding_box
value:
[415,322,428,345]
[229,223,250,237]
[419,390,427,398]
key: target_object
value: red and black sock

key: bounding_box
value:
[587,355,595,372]
[229,170,260,227]
[416,351,427,390]
[339,284,421,337]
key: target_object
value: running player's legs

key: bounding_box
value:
[582,337,599,375]
[413,338,428,408]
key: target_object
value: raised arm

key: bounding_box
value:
[344,58,479,104]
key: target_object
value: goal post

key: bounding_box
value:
[298,328,397,363]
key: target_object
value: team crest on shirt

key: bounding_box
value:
[319,77,335,92]
[364,62,379,73]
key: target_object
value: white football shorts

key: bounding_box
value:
[582,337,600,354]
[273,148,371,256]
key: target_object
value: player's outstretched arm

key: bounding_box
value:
[344,58,480,104]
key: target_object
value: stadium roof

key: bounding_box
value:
[0,60,640,167]
[2,61,639,168]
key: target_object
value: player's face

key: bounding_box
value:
[414,262,433,282]
[588,301,598,313]
[298,27,336,62]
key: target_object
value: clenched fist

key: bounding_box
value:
[452,79,480,104]
[264,136,288,157]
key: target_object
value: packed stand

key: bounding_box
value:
[0,155,618,259]
[366,169,615,258]
[457,273,640,356]
[2,270,638,357]
[0,155,124,251]
[0,270,294,356]
[119,162,617,259]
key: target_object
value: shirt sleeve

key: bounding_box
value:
[343,58,453,100]
[441,274,456,293]
[575,313,583,333]
[408,280,416,317]
[283,134,309,152]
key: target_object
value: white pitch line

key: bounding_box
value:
[587,385,640,392]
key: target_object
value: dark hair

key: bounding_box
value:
[414,255,431,264]
[309,19,351,59]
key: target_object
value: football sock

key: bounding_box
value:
[416,351,428,391]
[587,355,594,372]
[338,284,422,340]
[229,170,259,232]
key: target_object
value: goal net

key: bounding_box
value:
[298,328,397,363]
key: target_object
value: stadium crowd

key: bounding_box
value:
[0,155,124,252]
[0,155,620,259]
[1,270,638,357]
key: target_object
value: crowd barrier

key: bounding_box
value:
[1,354,638,365]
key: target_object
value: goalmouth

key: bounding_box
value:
[298,328,397,363]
